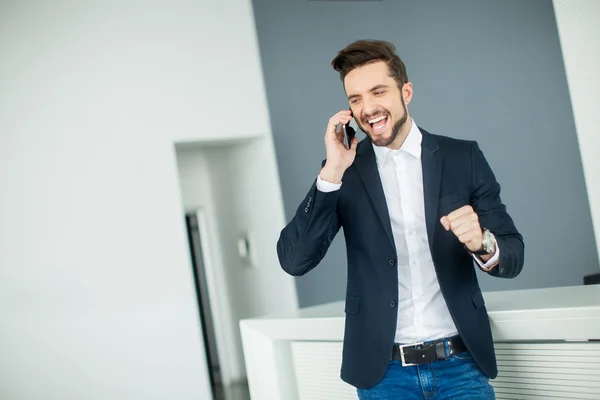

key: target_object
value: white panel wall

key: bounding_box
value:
[553,0,600,264]
[290,341,600,400]
[0,0,283,398]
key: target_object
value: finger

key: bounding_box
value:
[448,212,478,232]
[452,219,480,237]
[328,115,352,131]
[335,109,353,118]
[440,216,451,231]
[447,205,473,221]
[447,205,474,222]
[447,214,469,233]
[457,229,479,245]
[449,213,478,231]
[327,115,354,140]
[328,110,353,128]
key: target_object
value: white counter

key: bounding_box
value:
[240,285,600,400]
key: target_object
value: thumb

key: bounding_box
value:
[440,216,450,231]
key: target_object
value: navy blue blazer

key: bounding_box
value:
[277,128,524,389]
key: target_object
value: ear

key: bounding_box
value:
[402,82,413,105]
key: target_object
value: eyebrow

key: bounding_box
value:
[347,84,391,100]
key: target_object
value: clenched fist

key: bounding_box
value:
[440,205,483,253]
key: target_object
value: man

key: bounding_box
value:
[277,39,524,399]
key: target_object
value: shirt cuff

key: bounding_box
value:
[472,237,500,271]
[316,174,342,193]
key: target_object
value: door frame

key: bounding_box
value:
[192,207,236,386]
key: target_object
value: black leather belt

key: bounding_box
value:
[392,335,467,366]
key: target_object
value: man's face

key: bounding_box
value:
[344,61,412,148]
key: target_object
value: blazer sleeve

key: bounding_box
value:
[276,161,342,276]
[470,141,525,279]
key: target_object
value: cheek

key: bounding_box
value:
[380,98,397,112]
[391,101,406,118]
[351,106,363,122]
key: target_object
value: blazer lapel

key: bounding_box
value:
[354,140,395,248]
[420,129,442,252]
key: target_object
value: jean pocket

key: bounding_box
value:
[453,351,474,360]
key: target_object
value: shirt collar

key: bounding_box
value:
[372,118,422,168]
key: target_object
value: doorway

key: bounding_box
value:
[174,140,298,399]
[185,209,251,400]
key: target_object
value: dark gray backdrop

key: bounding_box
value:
[252,0,599,307]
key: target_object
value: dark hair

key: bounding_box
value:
[331,39,408,88]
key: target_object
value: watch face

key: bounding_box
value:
[482,230,494,252]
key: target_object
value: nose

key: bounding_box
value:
[362,97,379,118]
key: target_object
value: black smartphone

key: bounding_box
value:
[344,110,356,150]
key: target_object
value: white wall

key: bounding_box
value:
[0,0,287,398]
[553,0,600,264]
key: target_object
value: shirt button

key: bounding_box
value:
[389,300,396,307]
[388,259,395,266]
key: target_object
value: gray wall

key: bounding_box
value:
[252,0,599,308]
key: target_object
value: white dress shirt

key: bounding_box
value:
[317,119,499,344]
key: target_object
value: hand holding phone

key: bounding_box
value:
[322,109,358,183]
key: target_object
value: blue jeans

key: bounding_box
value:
[357,345,495,399]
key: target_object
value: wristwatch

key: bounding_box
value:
[471,228,496,256]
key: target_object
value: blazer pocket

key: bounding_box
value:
[345,295,361,315]
[471,289,485,309]
[439,188,469,211]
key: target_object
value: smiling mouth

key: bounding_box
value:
[367,115,388,133]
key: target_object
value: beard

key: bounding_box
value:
[358,95,409,147]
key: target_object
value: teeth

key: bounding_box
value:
[368,115,387,124]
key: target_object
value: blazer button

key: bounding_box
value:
[388,259,395,266]
[389,300,396,307]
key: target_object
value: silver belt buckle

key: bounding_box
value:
[399,342,424,367]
